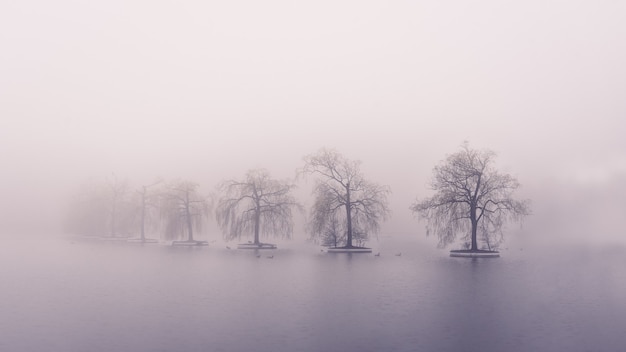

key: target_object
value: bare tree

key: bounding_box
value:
[301,148,391,248]
[107,174,131,237]
[160,180,210,243]
[410,142,530,251]
[134,180,162,242]
[216,169,301,246]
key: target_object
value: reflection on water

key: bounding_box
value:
[1,238,625,352]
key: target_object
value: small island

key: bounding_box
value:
[237,242,277,250]
[172,240,209,246]
[327,246,372,253]
[127,238,159,244]
[450,249,500,258]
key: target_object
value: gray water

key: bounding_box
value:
[2,238,626,352]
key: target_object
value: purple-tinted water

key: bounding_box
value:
[1,238,625,352]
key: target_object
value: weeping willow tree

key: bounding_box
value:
[300,148,391,249]
[160,180,210,242]
[215,169,301,245]
[411,142,530,251]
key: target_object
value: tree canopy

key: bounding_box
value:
[411,142,530,250]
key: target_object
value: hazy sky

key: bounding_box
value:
[2,1,625,242]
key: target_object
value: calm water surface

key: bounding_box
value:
[2,237,625,352]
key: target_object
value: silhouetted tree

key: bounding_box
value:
[216,169,301,245]
[160,180,210,242]
[301,149,391,248]
[106,175,132,237]
[411,142,530,251]
[134,180,162,242]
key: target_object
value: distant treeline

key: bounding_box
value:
[64,144,528,251]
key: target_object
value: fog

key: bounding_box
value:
[3,4,626,352]
[2,0,625,246]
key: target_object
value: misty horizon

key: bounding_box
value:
[2,1,625,246]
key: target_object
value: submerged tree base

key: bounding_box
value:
[327,246,372,253]
[237,243,277,250]
[450,250,500,258]
[172,240,209,246]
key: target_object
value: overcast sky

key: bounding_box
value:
[1,1,625,242]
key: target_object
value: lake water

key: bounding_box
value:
[2,237,626,352]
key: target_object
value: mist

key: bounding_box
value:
[2,1,625,242]
[3,3,626,352]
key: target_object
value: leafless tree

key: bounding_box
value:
[215,169,301,245]
[160,180,210,242]
[134,180,162,242]
[410,142,530,251]
[300,148,391,248]
[106,174,131,237]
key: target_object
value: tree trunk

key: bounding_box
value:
[140,187,146,241]
[185,191,194,242]
[470,204,478,251]
[470,205,478,250]
[345,183,352,247]
[111,201,116,238]
[471,220,478,251]
[254,206,260,245]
